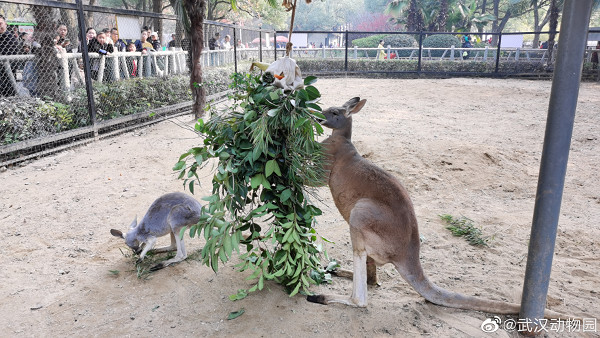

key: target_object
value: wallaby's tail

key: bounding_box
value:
[394,261,570,319]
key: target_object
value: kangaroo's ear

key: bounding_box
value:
[129,216,137,229]
[342,97,360,109]
[110,229,125,239]
[346,99,366,116]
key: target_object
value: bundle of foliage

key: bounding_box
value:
[422,34,461,57]
[175,72,330,296]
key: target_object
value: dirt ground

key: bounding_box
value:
[1,78,599,337]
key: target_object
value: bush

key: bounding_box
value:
[382,34,418,57]
[352,34,418,58]
[423,34,461,57]
[0,97,81,145]
[1,68,239,146]
[351,34,387,57]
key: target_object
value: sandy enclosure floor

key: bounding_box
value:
[1,78,599,337]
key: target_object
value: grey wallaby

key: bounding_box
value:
[307,97,568,318]
[110,192,202,271]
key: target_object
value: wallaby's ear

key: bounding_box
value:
[110,229,124,239]
[346,99,367,116]
[342,97,360,109]
[129,216,137,229]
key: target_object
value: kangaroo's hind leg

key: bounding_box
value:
[150,206,192,271]
[150,232,178,254]
[330,256,379,286]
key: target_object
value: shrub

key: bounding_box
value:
[351,34,387,57]
[0,97,81,145]
[382,34,418,57]
[1,68,239,146]
[351,34,417,58]
[423,34,461,57]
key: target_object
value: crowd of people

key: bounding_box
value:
[0,16,190,97]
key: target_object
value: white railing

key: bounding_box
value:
[280,45,556,63]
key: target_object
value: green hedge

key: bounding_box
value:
[352,34,417,58]
[423,35,461,57]
[296,59,548,75]
[1,67,238,146]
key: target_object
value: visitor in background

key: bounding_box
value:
[111,28,126,52]
[222,34,231,50]
[150,32,161,50]
[377,39,386,60]
[88,30,114,81]
[56,24,73,53]
[134,30,149,52]
[0,15,19,97]
[592,41,600,70]
[126,42,138,77]
[168,33,177,48]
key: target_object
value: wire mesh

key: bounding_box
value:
[0,2,272,167]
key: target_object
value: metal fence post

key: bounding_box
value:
[519,1,593,332]
[274,32,278,61]
[75,0,98,137]
[259,31,263,62]
[233,28,238,73]
[344,30,349,72]
[495,32,502,74]
[417,31,423,74]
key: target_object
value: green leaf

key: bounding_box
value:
[280,189,292,203]
[289,281,301,297]
[227,309,245,320]
[251,174,264,189]
[269,91,280,101]
[267,108,279,117]
[303,76,317,85]
[173,160,186,171]
[178,151,191,161]
[265,159,282,177]
[305,86,320,101]
[229,289,248,301]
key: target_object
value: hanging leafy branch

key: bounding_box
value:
[175,72,329,296]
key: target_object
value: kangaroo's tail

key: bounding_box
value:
[394,261,571,319]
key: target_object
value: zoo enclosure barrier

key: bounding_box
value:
[0,0,274,167]
[273,29,600,78]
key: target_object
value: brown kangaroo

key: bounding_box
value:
[307,97,567,318]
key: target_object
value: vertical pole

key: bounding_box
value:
[344,30,349,72]
[259,31,263,62]
[417,31,423,74]
[75,0,97,137]
[233,28,238,73]
[495,32,502,74]
[519,0,593,333]
[274,31,278,61]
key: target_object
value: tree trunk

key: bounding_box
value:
[437,0,448,32]
[32,5,59,99]
[184,0,207,118]
[153,0,163,44]
[85,0,96,29]
[406,0,424,32]
[547,0,559,67]
[478,0,488,33]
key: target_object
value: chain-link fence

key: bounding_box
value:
[277,30,600,79]
[0,0,273,167]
